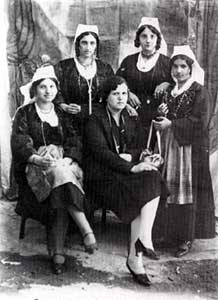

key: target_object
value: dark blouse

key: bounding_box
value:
[54,59,114,110]
[117,53,171,127]
[54,58,114,136]
[83,106,145,181]
[11,103,82,185]
[107,110,127,154]
[162,82,213,147]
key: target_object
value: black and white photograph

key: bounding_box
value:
[0,0,218,299]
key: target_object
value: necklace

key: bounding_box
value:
[36,103,53,114]
[141,50,157,59]
[78,58,94,69]
[86,78,93,115]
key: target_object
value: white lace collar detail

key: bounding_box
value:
[136,52,160,72]
[171,77,194,97]
[74,57,97,80]
[35,103,58,127]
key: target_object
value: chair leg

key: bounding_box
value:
[19,217,27,240]
[101,207,107,232]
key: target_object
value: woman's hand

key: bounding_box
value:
[62,157,73,165]
[126,104,138,117]
[60,103,81,114]
[153,116,172,131]
[70,162,83,180]
[154,82,170,98]
[157,103,169,116]
[130,162,157,173]
[29,155,56,169]
[119,153,132,162]
[128,91,141,109]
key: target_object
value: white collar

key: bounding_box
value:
[74,57,97,80]
[171,45,204,86]
[35,103,58,127]
[136,51,160,72]
[171,77,194,97]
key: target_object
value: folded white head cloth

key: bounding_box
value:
[71,24,99,58]
[171,45,204,85]
[74,24,99,41]
[20,65,58,105]
[137,17,167,55]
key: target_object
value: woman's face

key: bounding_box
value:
[106,83,128,113]
[139,27,158,54]
[79,34,97,58]
[35,79,58,103]
[171,58,191,84]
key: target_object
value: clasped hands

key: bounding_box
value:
[119,153,158,173]
[60,103,81,114]
[30,155,83,180]
[131,161,158,173]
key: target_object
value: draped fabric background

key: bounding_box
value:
[193,0,218,218]
[2,0,218,214]
[6,0,189,117]
[0,0,11,196]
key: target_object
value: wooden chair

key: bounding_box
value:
[19,216,27,239]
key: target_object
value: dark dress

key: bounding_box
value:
[54,58,114,137]
[116,52,171,129]
[160,82,215,241]
[11,103,83,224]
[83,106,168,224]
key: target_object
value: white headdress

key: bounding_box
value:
[171,45,204,85]
[20,65,58,105]
[74,24,99,41]
[71,24,99,58]
[137,17,167,55]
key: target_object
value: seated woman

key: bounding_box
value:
[83,76,168,287]
[11,65,97,275]
[154,45,215,256]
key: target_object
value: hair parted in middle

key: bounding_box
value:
[75,31,100,58]
[170,54,194,71]
[134,24,162,50]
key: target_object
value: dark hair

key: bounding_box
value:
[75,31,99,58]
[170,54,194,73]
[29,78,58,99]
[100,76,128,104]
[134,25,161,50]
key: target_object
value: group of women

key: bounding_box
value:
[11,17,215,286]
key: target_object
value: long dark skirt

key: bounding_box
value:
[15,183,85,225]
[85,170,167,224]
[154,203,215,246]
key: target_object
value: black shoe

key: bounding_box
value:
[175,241,192,258]
[126,261,151,287]
[52,262,65,275]
[135,239,160,260]
[52,254,65,275]
[83,232,98,254]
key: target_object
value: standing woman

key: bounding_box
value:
[117,17,171,145]
[11,66,97,275]
[154,45,215,257]
[83,76,168,286]
[54,24,114,137]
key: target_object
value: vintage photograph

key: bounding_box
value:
[0,0,218,299]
